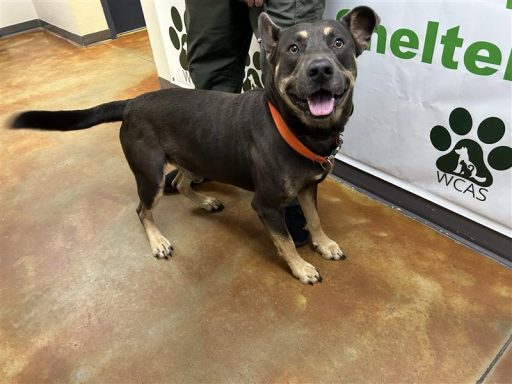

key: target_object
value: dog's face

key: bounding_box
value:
[259,7,380,128]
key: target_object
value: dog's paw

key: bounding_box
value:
[313,238,346,261]
[201,197,224,212]
[290,260,323,285]
[150,235,174,259]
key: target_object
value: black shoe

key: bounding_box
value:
[284,205,309,247]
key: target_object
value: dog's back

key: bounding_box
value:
[122,87,277,190]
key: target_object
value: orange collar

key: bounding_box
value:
[268,101,338,169]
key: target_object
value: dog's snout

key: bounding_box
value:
[307,59,334,81]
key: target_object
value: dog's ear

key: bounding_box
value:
[342,6,380,55]
[258,12,280,55]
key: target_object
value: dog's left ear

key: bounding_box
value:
[342,6,380,55]
[258,12,281,56]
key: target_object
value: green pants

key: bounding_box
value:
[184,0,326,93]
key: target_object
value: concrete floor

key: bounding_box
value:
[1,30,511,383]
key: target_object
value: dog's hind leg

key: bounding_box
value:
[120,121,173,258]
[252,194,322,285]
[135,170,174,259]
[174,167,224,212]
[125,154,173,259]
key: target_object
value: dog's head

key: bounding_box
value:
[259,6,379,129]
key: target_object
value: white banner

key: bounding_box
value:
[153,0,512,237]
[328,0,512,237]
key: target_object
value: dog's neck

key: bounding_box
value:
[265,89,352,158]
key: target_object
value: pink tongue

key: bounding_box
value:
[308,92,334,116]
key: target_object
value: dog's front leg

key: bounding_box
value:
[298,184,345,261]
[252,195,322,284]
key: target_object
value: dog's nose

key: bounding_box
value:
[307,59,334,81]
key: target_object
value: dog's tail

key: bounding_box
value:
[10,100,129,131]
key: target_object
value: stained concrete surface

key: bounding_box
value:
[1,30,511,383]
[486,342,512,384]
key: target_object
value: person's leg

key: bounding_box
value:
[265,0,325,28]
[184,0,254,93]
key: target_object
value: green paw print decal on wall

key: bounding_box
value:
[430,108,512,187]
[168,6,188,71]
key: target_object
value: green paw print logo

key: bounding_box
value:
[430,108,512,187]
[242,51,263,91]
[168,6,188,71]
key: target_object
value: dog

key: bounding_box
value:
[11,7,379,284]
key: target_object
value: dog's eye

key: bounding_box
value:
[288,44,299,54]
[334,38,344,49]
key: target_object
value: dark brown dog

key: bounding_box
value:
[11,7,379,284]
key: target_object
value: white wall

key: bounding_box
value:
[30,0,108,36]
[0,0,38,28]
[32,0,79,34]
[69,0,108,36]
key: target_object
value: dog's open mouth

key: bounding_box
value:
[290,90,344,118]
[308,90,336,117]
